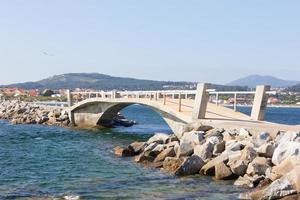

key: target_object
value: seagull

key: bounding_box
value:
[42,51,54,56]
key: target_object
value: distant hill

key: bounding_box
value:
[0,73,248,91]
[286,84,300,92]
[227,75,299,88]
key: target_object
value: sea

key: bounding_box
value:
[0,105,299,200]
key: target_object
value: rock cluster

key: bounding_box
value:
[0,100,70,127]
[115,125,300,200]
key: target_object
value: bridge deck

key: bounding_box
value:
[70,96,299,133]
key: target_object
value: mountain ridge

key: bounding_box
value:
[227,74,299,88]
[0,73,247,91]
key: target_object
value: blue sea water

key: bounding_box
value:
[0,105,299,199]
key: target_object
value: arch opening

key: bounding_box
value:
[97,103,176,133]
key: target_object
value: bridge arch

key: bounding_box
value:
[68,98,191,134]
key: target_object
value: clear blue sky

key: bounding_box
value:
[1,0,299,85]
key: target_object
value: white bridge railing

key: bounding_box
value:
[67,83,274,121]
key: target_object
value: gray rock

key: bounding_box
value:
[193,142,214,161]
[253,132,272,147]
[225,140,242,152]
[228,160,248,176]
[154,147,176,162]
[272,141,300,165]
[215,161,233,180]
[175,155,205,176]
[129,141,146,155]
[240,146,257,163]
[213,140,226,155]
[147,133,169,144]
[200,153,228,175]
[177,131,204,157]
[257,142,277,158]
[247,157,271,176]
[263,176,297,199]
[238,128,251,140]
[234,174,265,188]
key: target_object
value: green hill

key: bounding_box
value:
[1,73,248,91]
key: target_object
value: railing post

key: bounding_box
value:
[178,93,182,112]
[155,92,158,101]
[163,93,166,105]
[67,89,73,107]
[216,93,219,106]
[192,83,209,119]
[234,93,237,112]
[251,85,270,121]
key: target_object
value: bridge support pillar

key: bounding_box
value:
[67,90,73,107]
[251,85,270,121]
[192,83,209,119]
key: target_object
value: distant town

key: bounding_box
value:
[0,86,299,106]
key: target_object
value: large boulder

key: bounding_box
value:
[175,155,205,176]
[200,153,228,175]
[215,161,233,180]
[114,146,134,157]
[238,128,252,140]
[276,131,300,144]
[225,140,243,152]
[247,157,271,176]
[177,131,204,157]
[234,174,264,188]
[193,142,214,161]
[213,140,225,156]
[163,157,182,173]
[154,147,176,162]
[240,146,257,163]
[261,176,296,200]
[129,141,146,155]
[272,141,300,165]
[252,132,272,147]
[134,152,154,163]
[286,166,300,193]
[257,142,277,158]
[147,133,169,144]
[205,128,225,138]
[228,160,248,176]
[271,156,300,180]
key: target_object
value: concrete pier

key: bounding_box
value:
[192,83,209,120]
[251,85,270,121]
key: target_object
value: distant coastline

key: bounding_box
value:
[224,103,300,109]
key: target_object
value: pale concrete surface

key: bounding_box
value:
[251,85,270,120]
[69,96,299,134]
[192,83,209,119]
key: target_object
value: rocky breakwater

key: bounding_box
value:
[0,100,70,127]
[115,125,300,200]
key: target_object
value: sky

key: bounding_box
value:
[0,0,300,85]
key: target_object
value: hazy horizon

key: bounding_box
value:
[1,1,300,84]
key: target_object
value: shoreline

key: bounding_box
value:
[223,104,300,109]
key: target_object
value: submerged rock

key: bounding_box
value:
[114,146,134,157]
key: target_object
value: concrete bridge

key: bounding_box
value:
[67,83,287,134]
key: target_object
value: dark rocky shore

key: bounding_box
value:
[115,125,300,200]
[0,100,71,127]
